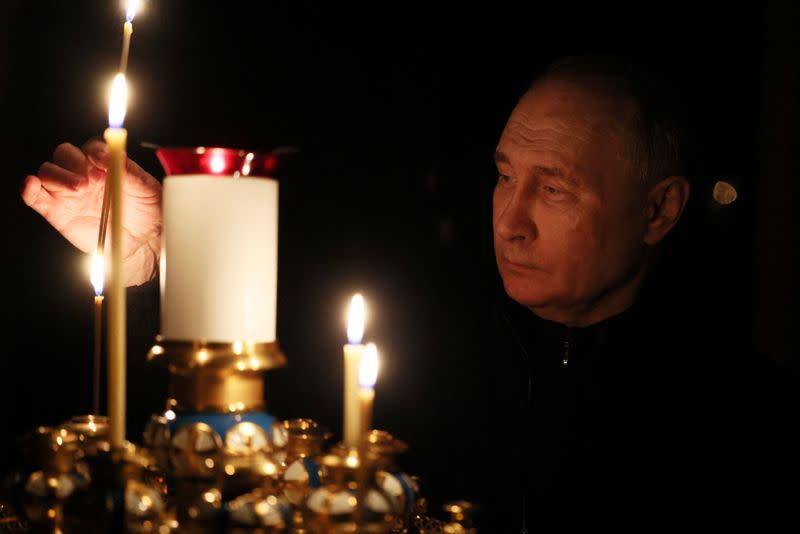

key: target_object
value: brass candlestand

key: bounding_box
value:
[147,338,286,414]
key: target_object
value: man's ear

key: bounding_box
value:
[643,176,690,245]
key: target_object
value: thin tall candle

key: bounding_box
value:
[344,294,366,447]
[119,0,140,75]
[105,73,128,448]
[94,0,140,265]
[89,4,140,412]
[90,253,105,415]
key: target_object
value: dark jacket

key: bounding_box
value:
[481,269,798,532]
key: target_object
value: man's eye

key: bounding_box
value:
[498,174,511,183]
[543,185,562,196]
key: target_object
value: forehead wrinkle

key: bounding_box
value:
[500,118,587,176]
[505,113,598,145]
[502,110,632,186]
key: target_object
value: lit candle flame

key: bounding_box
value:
[347,294,365,345]
[126,0,141,23]
[90,252,105,296]
[359,342,379,389]
[108,73,127,128]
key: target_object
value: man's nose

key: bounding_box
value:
[494,189,537,242]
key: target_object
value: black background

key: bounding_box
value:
[2,0,798,516]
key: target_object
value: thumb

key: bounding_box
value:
[84,139,109,171]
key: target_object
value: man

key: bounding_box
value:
[493,61,688,329]
[22,56,795,531]
[482,56,796,532]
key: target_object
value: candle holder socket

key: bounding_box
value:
[302,444,396,533]
[148,337,285,414]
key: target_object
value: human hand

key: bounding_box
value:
[21,139,162,287]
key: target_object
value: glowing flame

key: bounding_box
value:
[90,253,105,296]
[359,342,379,389]
[347,294,365,344]
[126,0,141,22]
[345,453,359,468]
[210,153,225,174]
[108,73,127,128]
[261,461,277,476]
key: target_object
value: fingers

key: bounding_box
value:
[52,143,90,176]
[83,138,109,170]
[82,138,106,155]
[20,175,54,217]
[84,142,150,181]
[84,139,158,194]
[36,161,86,192]
[34,140,158,208]
[85,149,158,194]
[21,175,41,207]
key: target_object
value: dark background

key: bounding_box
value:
[1,0,798,517]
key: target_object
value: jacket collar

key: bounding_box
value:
[499,267,673,371]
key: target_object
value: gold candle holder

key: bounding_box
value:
[302,442,396,533]
[147,336,286,413]
[227,487,290,532]
[18,427,87,533]
[275,419,330,506]
[221,421,275,499]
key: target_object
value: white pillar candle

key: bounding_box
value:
[161,175,278,342]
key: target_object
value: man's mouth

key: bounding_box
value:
[501,256,537,271]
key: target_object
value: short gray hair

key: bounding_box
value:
[535,54,687,185]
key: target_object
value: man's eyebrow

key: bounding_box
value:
[493,151,575,182]
[493,150,510,165]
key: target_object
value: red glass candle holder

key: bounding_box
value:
[156,146,280,177]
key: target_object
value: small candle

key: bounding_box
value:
[119,0,140,75]
[90,252,104,415]
[344,294,366,447]
[355,346,378,528]
[105,73,128,448]
[358,343,379,440]
[93,294,103,414]
[93,0,140,266]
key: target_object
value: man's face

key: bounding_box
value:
[493,80,649,320]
